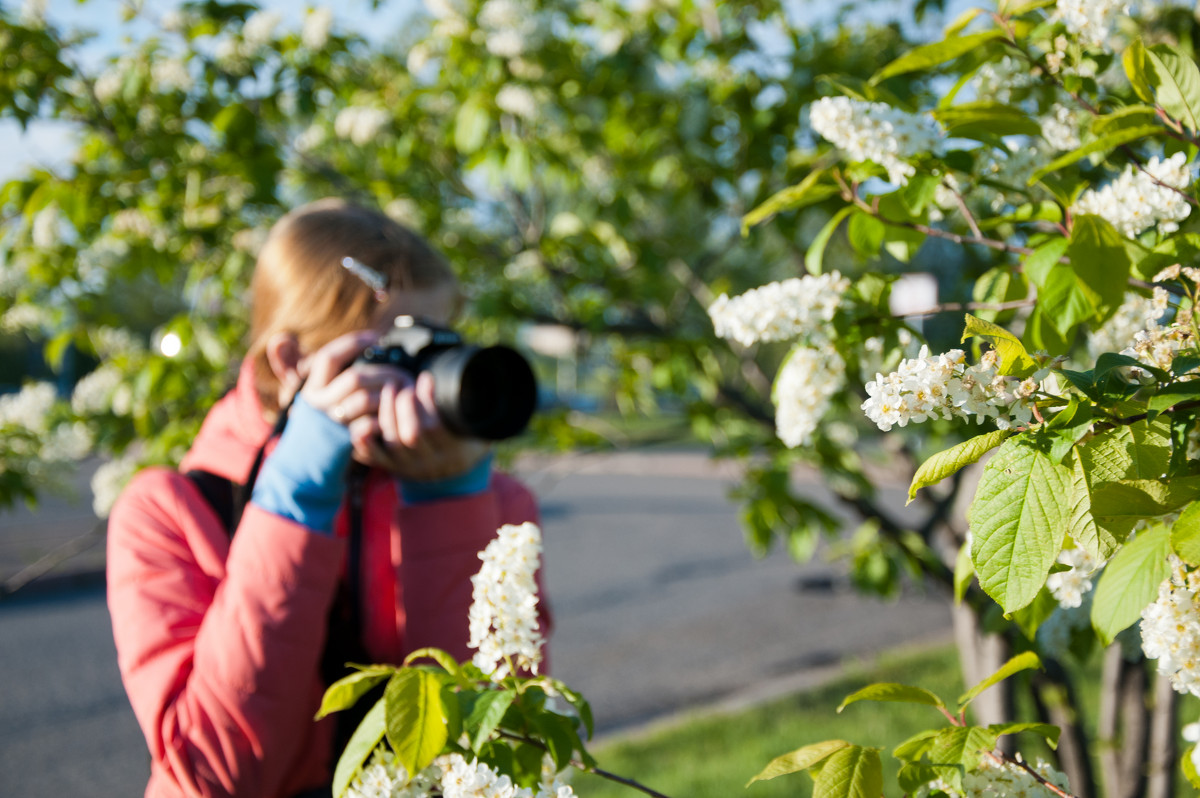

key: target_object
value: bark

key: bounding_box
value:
[1031,659,1095,798]
[952,603,1014,752]
[1097,648,1149,798]
[1145,670,1179,798]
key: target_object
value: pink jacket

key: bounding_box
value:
[107,359,545,798]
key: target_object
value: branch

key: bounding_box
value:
[498,731,676,798]
[898,298,1037,318]
[983,751,1079,798]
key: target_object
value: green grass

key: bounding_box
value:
[571,644,964,798]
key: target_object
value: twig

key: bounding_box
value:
[985,751,1077,798]
[898,298,1037,318]
[1,520,106,598]
[498,731,675,798]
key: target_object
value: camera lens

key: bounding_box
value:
[428,345,537,440]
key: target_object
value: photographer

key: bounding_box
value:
[106,199,548,798]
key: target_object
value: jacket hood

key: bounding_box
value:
[179,357,274,483]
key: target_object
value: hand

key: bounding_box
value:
[355,370,491,482]
[297,330,402,427]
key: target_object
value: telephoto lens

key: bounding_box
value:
[359,317,538,440]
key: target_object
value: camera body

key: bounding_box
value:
[358,316,537,440]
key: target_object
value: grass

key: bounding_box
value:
[570,643,964,798]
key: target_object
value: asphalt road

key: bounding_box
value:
[0,451,953,796]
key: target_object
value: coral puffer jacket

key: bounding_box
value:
[107,358,544,798]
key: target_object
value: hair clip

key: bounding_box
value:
[341,256,389,303]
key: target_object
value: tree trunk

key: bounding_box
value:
[952,603,1013,750]
[1031,659,1095,798]
[1145,670,1179,798]
[1097,647,1148,798]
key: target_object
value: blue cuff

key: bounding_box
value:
[250,395,353,535]
[399,453,493,504]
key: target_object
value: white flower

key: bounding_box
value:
[1056,0,1130,49]
[334,106,392,146]
[1,303,52,333]
[861,346,1034,432]
[151,58,193,94]
[1072,153,1193,239]
[972,55,1037,105]
[468,522,545,678]
[72,364,126,415]
[161,9,191,33]
[92,326,145,358]
[707,272,850,347]
[1141,556,1200,696]
[32,203,62,249]
[1088,290,1168,360]
[42,421,94,462]
[94,63,129,104]
[1040,102,1081,151]
[809,96,943,186]
[91,451,141,518]
[0,382,56,433]
[242,10,282,48]
[21,0,48,26]
[294,123,325,153]
[302,7,334,50]
[478,0,542,59]
[495,84,538,120]
[918,755,1071,797]
[1046,545,1102,609]
[773,347,845,448]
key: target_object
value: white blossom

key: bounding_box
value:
[1046,546,1102,609]
[773,347,845,448]
[1088,290,1169,360]
[294,123,325,153]
[21,0,48,26]
[1141,556,1200,696]
[972,55,1037,105]
[335,106,392,146]
[975,143,1041,212]
[861,347,1034,432]
[917,755,1071,797]
[32,203,62,249]
[495,84,538,120]
[707,272,850,347]
[41,421,93,462]
[1056,0,1131,49]
[0,382,56,433]
[468,522,545,678]
[91,451,140,518]
[92,326,145,358]
[809,96,943,186]
[478,0,542,59]
[1,303,52,333]
[72,364,133,416]
[1040,102,1081,151]
[151,58,193,94]
[94,63,129,104]
[302,7,334,50]
[1072,153,1193,239]
[242,10,282,48]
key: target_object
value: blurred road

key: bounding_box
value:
[0,449,953,795]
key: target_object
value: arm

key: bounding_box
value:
[107,469,345,797]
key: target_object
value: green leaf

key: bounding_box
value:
[987,722,1061,749]
[954,539,974,604]
[909,430,1011,504]
[1022,238,1070,289]
[1171,501,1200,566]
[958,652,1041,711]
[747,740,852,786]
[1028,126,1163,185]
[944,7,984,37]
[464,689,516,752]
[847,211,886,260]
[1090,476,1200,519]
[332,697,386,798]
[806,206,854,275]
[1124,39,1155,104]
[454,96,491,155]
[532,711,578,773]
[743,170,838,234]
[385,668,449,778]
[930,727,999,771]
[893,729,940,762]
[1149,381,1200,413]
[871,30,1007,83]
[968,440,1072,612]
[1092,105,1159,137]
[1147,44,1200,133]
[1069,452,1124,561]
[1067,215,1131,307]
[933,103,1041,138]
[838,682,946,713]
[316,667,394,720]
[812,746,883,798]
[1091,523,1172,645]
[403,647,460,674]
[1186,744,1200,789]
[961,314,1036,376]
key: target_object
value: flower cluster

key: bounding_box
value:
[335,107,392,146]
[1072,153,1193,240]
[346,752,575,798]
[1140,556,1200,696]
[1046,546,1102,609]
[773,347,845,449]
[707,272,849,347]
[1087,289,1169,361]
[1039,102,1081,152]
[809,96,942,186]
[918,755,1071,797]
[495,84,538,120]
[861,347,1035,432]
[1056,0,1131,49]
[468,522,544,678]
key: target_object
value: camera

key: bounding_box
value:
[358,316,538,440]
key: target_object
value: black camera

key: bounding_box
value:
[358,316,538,440]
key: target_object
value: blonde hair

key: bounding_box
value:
[247,198,457,413]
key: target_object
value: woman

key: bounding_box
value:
[107,199,547,798]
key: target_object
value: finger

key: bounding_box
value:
[378,380,400,445]
[304,331,379,390]
[395,382,423,449]
[414,371,441,430]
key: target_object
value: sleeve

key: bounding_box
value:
[106,468,347,798]
[394,473,553,665]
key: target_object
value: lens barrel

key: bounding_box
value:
[427,345,538,440]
